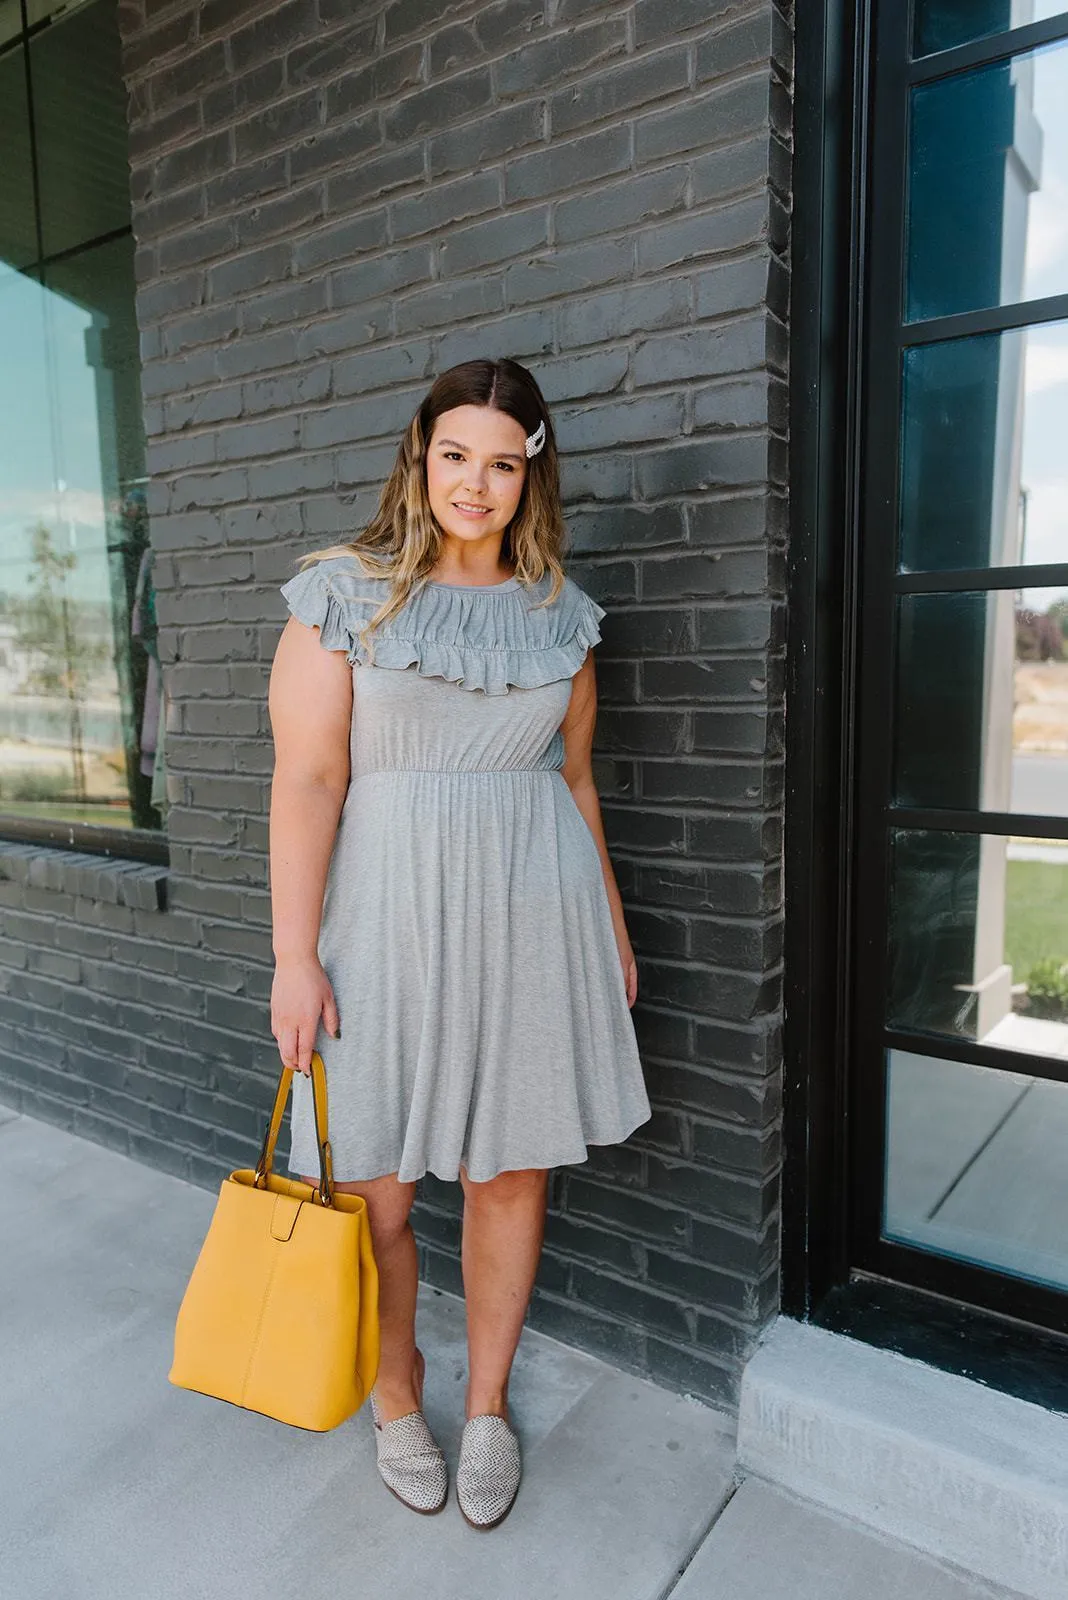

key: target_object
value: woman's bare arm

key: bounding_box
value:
[267,614,354,1071]
[558,651,638,1007]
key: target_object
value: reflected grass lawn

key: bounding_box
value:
[1005,858,1068,976]
[0,801,134,828]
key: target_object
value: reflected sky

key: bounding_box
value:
[1021,38,1068,306]
[1021,321,1068,602]
[905,37,1068,602]
[900,323,1068,599]
[0,264,110,603]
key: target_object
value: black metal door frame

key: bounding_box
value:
[782,0,868,1315]
[785,0,1068,1371]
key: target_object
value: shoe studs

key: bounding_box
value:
[456,1413,522,1530]
[369,1388,449,1516]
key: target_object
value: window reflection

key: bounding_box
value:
[30,0,131,259]
[907,37,1068,321]
[0,0,163,832]
[885,1048,1068,1292]
[0,11,36,270]
[895,588,1068,815]
[900,323,1068,572]
[888,830,1068,1057]
[914,3,1068,59]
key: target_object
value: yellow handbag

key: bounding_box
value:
[169,1051,380,1431]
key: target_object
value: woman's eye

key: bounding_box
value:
[443,451,514,472]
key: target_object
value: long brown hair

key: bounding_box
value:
[295,358,568,662]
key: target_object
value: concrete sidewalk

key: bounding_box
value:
[0,1108,1030,1600]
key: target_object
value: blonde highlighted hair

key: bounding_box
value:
[294,357,568,664]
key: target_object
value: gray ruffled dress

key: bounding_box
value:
[279,554,651,1185]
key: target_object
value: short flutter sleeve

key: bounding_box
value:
[279,555,381,662]
[280,557,606,695]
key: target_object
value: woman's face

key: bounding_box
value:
[425,405,529,550]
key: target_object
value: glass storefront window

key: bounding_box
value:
[0,0,163,833]
[906,37,1068,321]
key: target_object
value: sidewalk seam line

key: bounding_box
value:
[656,1466,747,1600]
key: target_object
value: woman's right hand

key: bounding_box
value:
[271,954,340,1076]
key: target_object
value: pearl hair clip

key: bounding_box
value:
[525,420,546,458]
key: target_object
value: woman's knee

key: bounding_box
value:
[460,1166,549,1210]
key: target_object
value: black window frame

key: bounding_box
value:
[786,0,1068,1406]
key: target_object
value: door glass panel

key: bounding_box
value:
[895,588,1068,813]
[906,38,1068,321]
[915,3,1068,58]
[887,829,1068,1054]
[885,1047,1068,1291]
[899,322,1068,572]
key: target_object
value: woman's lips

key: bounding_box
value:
[452,502,492,518]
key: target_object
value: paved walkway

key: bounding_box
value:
[0,1108,1029,1599]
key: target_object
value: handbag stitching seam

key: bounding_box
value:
[240,1246,280,1407]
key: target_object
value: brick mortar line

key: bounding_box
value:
[144,363,781,437]
[125,8,773,102]
[131,67,775,184]
[153,563,786,586]
[571,1243,767,1294]
[148,419,777,474]
[148,410,782,459]
[154,508,782,543]
[128,37,769,145]
[130,113,779,222]
[569,1173,778,1223]
[0,1010,279,1072]
[528,1279,738,1361]
[136,229,777,327]
[158,842,780,869]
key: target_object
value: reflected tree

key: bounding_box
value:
[8,521,111,804]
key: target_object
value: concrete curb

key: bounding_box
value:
[736,1316,1068,1600]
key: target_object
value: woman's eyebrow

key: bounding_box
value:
[436,437,525,463]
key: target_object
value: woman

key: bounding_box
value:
[267,357,650,1530]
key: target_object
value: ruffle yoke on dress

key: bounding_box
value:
[279,555,606,696]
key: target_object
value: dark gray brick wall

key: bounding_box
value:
[0,0,792,1409]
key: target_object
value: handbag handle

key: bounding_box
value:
[254,1050,335,1206]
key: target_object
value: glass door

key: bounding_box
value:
[853,3,1068,1330]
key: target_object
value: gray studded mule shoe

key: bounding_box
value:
[456,1413,521,1530]
[369,1351,448,1515]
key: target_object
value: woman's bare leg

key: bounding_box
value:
[299,1170,422,1421]
[458,1166,550,1421]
